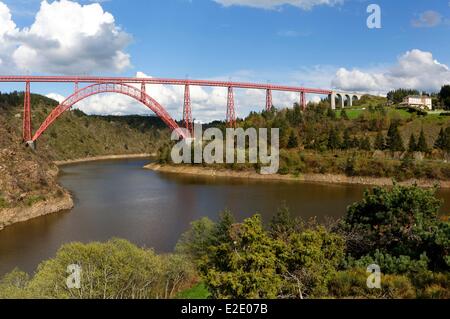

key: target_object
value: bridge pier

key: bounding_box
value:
[266,89,272,112]
[22,81,32,142]
[330,92,336,110]
[226,87,236,128]
[330,91,364,110]
[300,91,306,110]
[183,84,193,134]
[25,140,36,150]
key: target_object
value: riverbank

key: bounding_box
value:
[145,163,450,188]
[54,153,154,166]
[0,192,73,231]
[0,154,152,231]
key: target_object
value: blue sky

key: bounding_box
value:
[0,0,449,120]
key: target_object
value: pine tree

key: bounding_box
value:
[386,123,405,152]
[374,131,386,150]
[442,127,450,152]
[287,130,299,149]
[327,128,342,150]
[435,128,446,150]
[327,108,337,120]
[416,129,429,153]
[342,129,352,149]
[408,134,417,153]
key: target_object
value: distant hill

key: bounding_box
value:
[1,92,170,160]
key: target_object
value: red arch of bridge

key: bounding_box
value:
[32,82,187,142]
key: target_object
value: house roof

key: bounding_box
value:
[404,95,431,99]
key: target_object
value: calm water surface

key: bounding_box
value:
[1,159,449,275]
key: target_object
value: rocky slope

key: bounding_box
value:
[0,92,170,229]
[0,113,73,229]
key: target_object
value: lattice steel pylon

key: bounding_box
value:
[141,82,146,102]
[183,84,193,135]
[300,91,306,110]
[22,81,31,142]
[226,86,236,128]
[266,89,272,112]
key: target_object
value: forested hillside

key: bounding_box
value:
[0,91,170,210]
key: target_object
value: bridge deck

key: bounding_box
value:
[0,76,332,95]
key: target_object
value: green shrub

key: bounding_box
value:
[340,185,444,267]
[0,239,197,299]
[329,268,416,299]
[0,196,7,208]
[25,195,45,207]
[344,251,429,275]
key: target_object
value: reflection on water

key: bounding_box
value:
[0,159,449,275]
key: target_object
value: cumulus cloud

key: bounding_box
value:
[0,0,131,74]
[332,49,450,94]
[412,10,442,28]
[212,0,343,10]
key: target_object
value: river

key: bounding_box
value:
[0,158,449,275]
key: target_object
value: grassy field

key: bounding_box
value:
[336,108,414,120]
[177,283,210,299]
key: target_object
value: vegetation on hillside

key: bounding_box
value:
[1,92,170,160]
[158,96,450,181]
[0,239,196,299]
[1,184,448,299]
[0,115,65,210]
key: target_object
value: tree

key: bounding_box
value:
[279,226,345,298]
[342,129,352,150]
[176,217,215,262]
[435,127,450,151]
[327,128,342,150]
[439,85,450,110]
[387,88,420,104]
[435,128,446,150]
[374,131,386,150]
[416,129,429,153]
[340,109,349,120]
[408,134,417,153]
[287,130,299,149]
[286,105,303,126]
[327,108,337,120]
[0,240,198,299]
[340,185,448,270]
[201,215,282,299]
[269,205,299,240]
[386,123,405,152]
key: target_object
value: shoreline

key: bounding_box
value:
[54,153,154,166]
[0,153,153,231]
[0,192,74,231]
[145,163,450,189]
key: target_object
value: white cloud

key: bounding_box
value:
[45,92,65,103]
[213,0,343,10]
[332,49,450,94]
[0,0,131,74]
